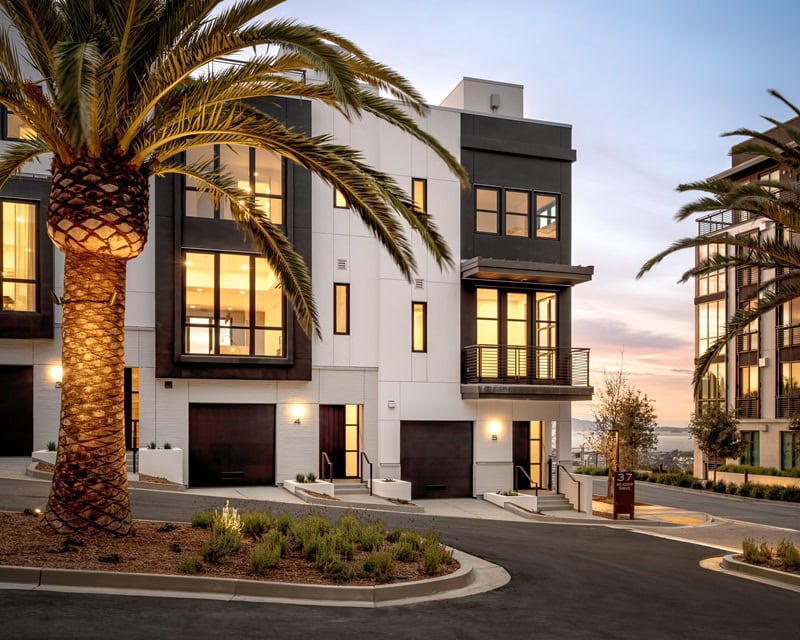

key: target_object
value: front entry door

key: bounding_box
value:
[319,404,360,479]
[513,420,543,489]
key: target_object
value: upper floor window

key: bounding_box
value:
[412,178,427,213]
[334,283,350,335]
[334,187,348,209]
[185,145,282,224]
[475,186,558,238]
[697,299,726,357]
[535,194,558,239]
[1,200,36,312]
[412,301,427,352]
[696,243,726,296]
[697,361,725,412]
[758,168,780,194]
[183,251,284,357]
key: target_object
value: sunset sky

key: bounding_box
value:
[276,0,800,426]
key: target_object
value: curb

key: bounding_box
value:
[0,549,509,607]
[292,487,425,514]
[720,554,800,589]
[502,502,699,528]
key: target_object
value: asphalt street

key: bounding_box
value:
[0,477,798,640]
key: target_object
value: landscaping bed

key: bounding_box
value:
[0,508,457,586]
[738,537,800,575]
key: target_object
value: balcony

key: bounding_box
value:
[735,396,759,419]
[697,210,755,236]
[777,324,800,349]
[776,395,800,419]
[461,345,592,400]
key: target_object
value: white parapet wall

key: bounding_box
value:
[560,467,592,513]
[483,491,539,512]
[138,448,184,485]
[283,479,335,497]
[371,479,411,501]
[31,450,56,465]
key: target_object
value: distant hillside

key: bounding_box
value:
[572,419,688,434]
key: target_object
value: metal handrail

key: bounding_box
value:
[513,465,539,495]
[133,448,139,474]
[320,451,333,483]
[556,463,582,513]
[360,452,373,496]
[462,345,590,386]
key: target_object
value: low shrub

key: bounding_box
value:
[250,532,283,575]
[718,464,800,478]
[212,501,242,536]
[191,510,214,528]
[202,529,241,563]
[360,522,385,552]
[293,515,333,560]
[385,526,402,544]
[573,466,609,476]
[735,482,753,497]
[306,472,317,482]
[421,533,454,575]
[765,485,785,501]
[163,442,172,450]
[179,555,204,574]
[46,441,56,452]
[782,487,800,502]
[742,538,771,565]
[361,550,395,583]
[295,473,306,483]
[275,513,294,536]
[776,539,800,568]
[749,484,766,500]
[392,539,419,562]
[336,513,363,544]
[241,510,272,538]
[712,481,727,493]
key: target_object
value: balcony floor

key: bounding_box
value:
[461,383,593,401]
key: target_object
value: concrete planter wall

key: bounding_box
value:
[371,479,411,501]
[717,471,800,489]
[31,450,56,465]
[283,479,335,497]
[483,491,539,512]
[138,448,184,485]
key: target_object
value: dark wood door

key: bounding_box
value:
[319,405,345,478]
[189,403,274,487]
[0,366,33,456]
[401,421,472,499]
[513,421,531,490]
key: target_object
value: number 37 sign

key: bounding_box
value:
[613,471,635,520]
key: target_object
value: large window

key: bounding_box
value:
[475,186,558,238]
[740,431,760,466]
[779,298,800,347]
[697,299,725,356]
[1,201,36,312]
[476,287,557,379]
[782,431,800,470]
[534,194,558,239]
[412,302,426,352]
[183,251,284,357]
[696,243,726,296]
[185,145,282,223]
[697,362,726,412]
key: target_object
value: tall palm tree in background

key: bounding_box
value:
[0,0,467,535]
[639,90,800,394]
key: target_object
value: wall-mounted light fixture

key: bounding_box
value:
[49,364,63,388]
[290,404,305,424]
[489,421,501,441]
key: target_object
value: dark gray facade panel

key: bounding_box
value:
[0,176,54,339]
[155,97,312,380]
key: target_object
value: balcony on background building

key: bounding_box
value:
[697,209,754,236]
[735,396,760,419]
[776,395,800,419]
[777,323,800,349]
[461,345,592,400]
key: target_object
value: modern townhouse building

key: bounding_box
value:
[693,118,800,478]
[0,75,593,503]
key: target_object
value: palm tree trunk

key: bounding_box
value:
[44,250,131,535]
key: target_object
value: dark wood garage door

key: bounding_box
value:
[0,366,33,456]
[401,421,472,499]
[189,403,275,487]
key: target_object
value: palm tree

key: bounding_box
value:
[0,0,468,535]
[639,90,800,394]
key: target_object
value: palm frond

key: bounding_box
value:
[54,40,101,154]
[0,138,49,191]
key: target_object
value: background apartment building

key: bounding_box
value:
[0,76,593,501]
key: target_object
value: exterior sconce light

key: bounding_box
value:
[489,421,501,441]
[49,365,63,388]
[290,404,305,424]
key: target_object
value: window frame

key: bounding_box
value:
[334,188,349,209]
[534,192,559,240]
[0,198,39,313]
[184,145,284,224]
[475,185,559,238]
[475,186,500,235]
[182,250,286,359]
[505,189,530,238]
[334,283,350,335]
[412,301,427,353]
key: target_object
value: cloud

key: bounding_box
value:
[573,318,692,353]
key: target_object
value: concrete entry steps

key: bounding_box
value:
[535,494,574,512]
[333,479,370,496]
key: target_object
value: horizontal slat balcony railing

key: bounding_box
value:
[697,210,754,235]
[735,396,760,419]
[776,395,800,418]
[462,345,590,386]
[777,324,800,349]
[735,331,758,353]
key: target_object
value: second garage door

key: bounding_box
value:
[189,403,275,487]
[400,421,473,499]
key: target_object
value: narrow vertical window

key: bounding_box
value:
[476,288,499,377]
[505,190,530,237]
[475,187,499,234]
[412,178,427,213]
[412,302,427,352]
[1,201,37,312]
[334,283,350,335]
[506,292,528,376]
[334,188,348,209]
[535,292,557,378]
[344,404,360,477]
[535,194,558,239]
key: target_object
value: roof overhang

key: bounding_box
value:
[461,257,594,286]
